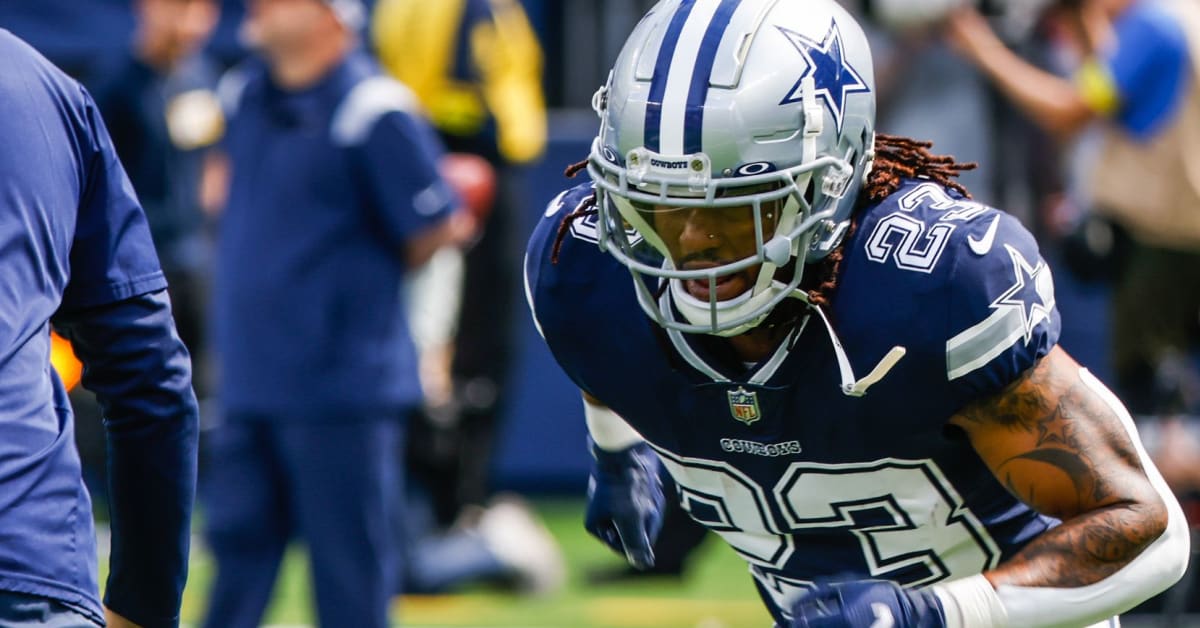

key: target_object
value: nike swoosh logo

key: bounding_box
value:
[967,215,1000,255]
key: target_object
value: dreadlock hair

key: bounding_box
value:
[550,159,599,264]
[550,133,977,310]
[804,133,976,308]
[865,133,975,202]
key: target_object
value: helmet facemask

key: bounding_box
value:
[590,135,856,337]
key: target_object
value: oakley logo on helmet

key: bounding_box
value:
[735,162,776,176]
[600,146,621,164]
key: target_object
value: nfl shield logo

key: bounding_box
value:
[727,387,761,425]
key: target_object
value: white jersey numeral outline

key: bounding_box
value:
[866,182,993,272]
[652,449,1001,614]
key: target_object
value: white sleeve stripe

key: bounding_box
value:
[216,69,250,117]
[993,368,1190,628]
[330,76,420,147]
[946,306,1026,380]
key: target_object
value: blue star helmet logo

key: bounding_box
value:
[777,22,870,134]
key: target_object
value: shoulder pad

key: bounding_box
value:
[524,181,605,337]
[851,179,1059,394]
[943,205,1059,393]
[526,181,602,269]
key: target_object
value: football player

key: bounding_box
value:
[524,0,1189,626]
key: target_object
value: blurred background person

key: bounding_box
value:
[947,0,1200,616]
[861,0,1001,204]
[947,0,1200,417]
[373,0,566,595]
[373,0,548,525]
[399,485,564,596]
[91,0,223,397]
[947,0,1200,461]
[861,0,1069,234]
[0,28,198,628]
[401,151,566,597]
[199,0,476,627]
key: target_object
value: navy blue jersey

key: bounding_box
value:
[0,29,197,627]
[527,179,1061,622]
[215,51,456,420]
[92,51,222,272]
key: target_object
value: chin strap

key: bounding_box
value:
[807,299,906,397]
[658,279,905,396]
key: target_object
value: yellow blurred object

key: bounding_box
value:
[372,0,547,164]
[50,332,82,391]
[1075,59,1120,117]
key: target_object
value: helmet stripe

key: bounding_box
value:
[683,0,741,155]
[657,0,725,155]
[645,0,698,153]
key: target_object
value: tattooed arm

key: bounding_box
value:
[935,345,1189,627]
[951,345,1165,587]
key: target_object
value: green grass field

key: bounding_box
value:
[170,499,773,627]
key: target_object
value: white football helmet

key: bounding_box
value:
[589,0,876,336]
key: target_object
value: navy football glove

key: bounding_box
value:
[584,439,665,570]
[790,580,946,628]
